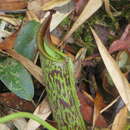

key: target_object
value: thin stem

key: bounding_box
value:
[0,112,57,130]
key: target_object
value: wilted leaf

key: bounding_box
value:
[63,0,103,42]
[15,21,40,60]
[0,0,27,11]
[0,57,34,101]
[91,27,130,111]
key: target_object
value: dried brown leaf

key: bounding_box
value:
[0,93,35,112]
[91,27,130,111]
[0,0,27,11]
[0,15,20,26]
[13,118,27,130]
[112,106,128,130]
[0,31,17,50]
[63,0,103,42]
[78,90,108,127]
[0,124,10,130]
[74,48,86,79]
[28,0,74,31]
[93,92,106,128]
[102,0,114,20]
[42,0,71,10]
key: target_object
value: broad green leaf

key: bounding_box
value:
[0,57,34,101]
[0,21,39,101]
[15,21,40,60]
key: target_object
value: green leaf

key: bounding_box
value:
[15,21,40,60]
[0,21,40,100]
[0,57,34,101]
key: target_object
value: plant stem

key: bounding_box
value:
[0,112,56,130]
